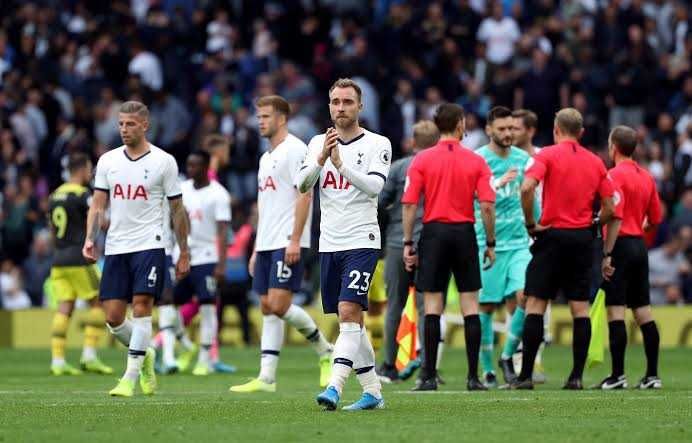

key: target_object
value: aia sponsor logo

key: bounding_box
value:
[188,209,203,221]
[322,171,351,190]
[258,176,277,192]
[113,183,148,200]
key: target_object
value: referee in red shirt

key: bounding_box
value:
[596,126,663,390]
[401,103,497,391]
[513,108,621,390]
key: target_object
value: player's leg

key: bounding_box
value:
[452,224,484,391]
[479,303,496,385]
[49,266,81,375]
[379,247,410,383]
[115,249,165,396]
[365,258,386,352]
[342,250,383,410]
[500,248,531,383]
[412,224,449,390]
[633,306,661,388]
[75,264,108,372]
[533,301,551,383]
[156,255,179,373]
[190,265,219,375]
[230,251,282,392]
[478,250,508,384]
[269,249,332,380]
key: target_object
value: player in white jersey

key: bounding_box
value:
[511,109,550,383]
[153,201,198,375]
[297,79,392,411]
[230,95,334,393]
[83,101,190,397]
[169,150,231,375]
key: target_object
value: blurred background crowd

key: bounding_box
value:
[1,0,691,310]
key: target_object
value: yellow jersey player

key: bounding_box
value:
[48,152,113,376]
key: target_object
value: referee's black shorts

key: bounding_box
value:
[601,236,650,309]
[525,228,594,301]
[416,222,481,293]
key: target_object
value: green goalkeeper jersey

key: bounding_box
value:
[474,145,531,252]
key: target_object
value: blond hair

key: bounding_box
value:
[119,101,149,119]
[412,120,440,149]
[554,108,583,136]
[256,95,291,116]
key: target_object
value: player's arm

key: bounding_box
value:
[401,158,423,271]
[522,154,549,234]
[83,190,108,262]
[476,162,496,268]
[215,220,230,281]
[170,197,190,279]
[214,193,232,281]
[297,130,338,193]
[332,138,392,198]
[286,190,311,266]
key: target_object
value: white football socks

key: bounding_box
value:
[107,319,133,347]
[124,316,152,382]
[198,304,217,368]
[328,322,361,395]
[259,314,285,383]
[282,305,332,356]
[158,305,177,367]
[355,326,381,398]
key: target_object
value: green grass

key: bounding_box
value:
[0,346,689,443]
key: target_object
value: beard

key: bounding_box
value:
[493,135,512,149]
[332,114,357,129]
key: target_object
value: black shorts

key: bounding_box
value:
[525,228,594,301]
[601,237,650,309]
[416,222,481,293]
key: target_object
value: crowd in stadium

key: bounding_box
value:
[1,0,692,310]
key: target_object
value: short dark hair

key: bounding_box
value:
[433,103,465,134]
[487,106,512,124]
[512,109,538,129]
[68,152,90,173]
[189,149,211,166]
[329,78,362,102]
[256,95,291,116]
[610,125,638,157]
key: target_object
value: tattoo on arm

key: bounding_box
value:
[86,190,108,242]
[170,198,190,253]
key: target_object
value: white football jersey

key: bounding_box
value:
[256,133,311,251]
[94,144,181,255]
[181,179,232,266]
[304,129,392,252]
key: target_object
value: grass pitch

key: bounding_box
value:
[0,346,689,442]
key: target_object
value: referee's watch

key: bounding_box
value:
[403,240,414,247]
[604,251,612,258]
[486,239,496,248]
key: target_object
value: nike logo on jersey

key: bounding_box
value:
[113,183,148,200]
[322,171,351,190]
[356,291,368,296]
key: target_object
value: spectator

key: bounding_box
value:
[476,1,520,66]
[21,229,51,306]
[649,229,690,305]
[0,259,31,310]
[227,107,259,207]
[128,40,162,92]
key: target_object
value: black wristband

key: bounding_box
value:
[486,239,496,248]
[404,240,414,246]
[604,251,612,258]
[525,223,536,230]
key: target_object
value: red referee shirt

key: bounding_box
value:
[525,140,615,229]
[401,138,495,223]
[609,160,663,237]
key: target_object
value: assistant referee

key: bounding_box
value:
[401,103,497,391]
[514,108,620,390]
